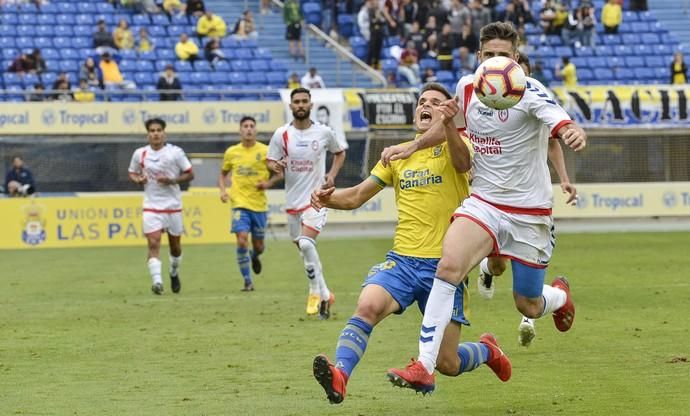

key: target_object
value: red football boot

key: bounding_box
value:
[313,354,347,404]
[552,276,575,332]
[387,359,435,395]
[479,333,512,382]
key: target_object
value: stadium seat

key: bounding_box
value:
[613,44,633,56]
[54,25,73,37]
[118,59,137,72]
[234,48,253,60]
[639,11,655,21]
[58,60,78,73]
[156,49,176,61]
[571,57,588,68]
[193,60,212,72]
[229,72,248,84]
[624,56,645,68]
[57,2,78,14]
[60,49,80,60]
[420,58,439,71]
[250,60,270,72]
[74,25,93,38]
[546,35,563,46]
[155,61,169,72]
[176,72,191,84]
[337,14,354,38]
[554,46,572,57]
[3,73,22,86]
[136,61,154,73]
[151,14,170,27]
[42,48,59,60]
[75,14,93,26]
[240,39,258,49]
[622,11,639,22]
[133,14,151,26]
[602,34,621,45]
[0,25,14,37]
[270,59,288,72]
[231,60,250,72]
[641,33,660,45]
[56,14,76,25]
[614,67,634,80]
[139,51,156,62]
[654,44,672,56]
[96,2,115,14]
[436,70,454,83]
[16,37,34,49]
[17,25,36,37]
[148,26,166,37]
[119,49,138,60]
[594,45,613,56]
[382,58,398,72]
[167,26,185,37]
[174,60,193,72]
[649,22,665,34]
[214,60,231,71]
[654,67,668,80]
[266,72,286,87]
[210,72,229,84]
[621,33,640,46]
[247,73,267,84]
[617,22,632,34]
[594,67,614,80]
[578,68,594,82]
[574,46,594,57]
[170,14,190,26]
[41,72,57,86]
[18,14,37,25]
[634,67,655,81]
[644,56,664,68]
[254,48,272,60]
[349,36,368,60]
[188,72,206,85]
[631,22,650,33]
[36,25,54,37]
[0,37,16,48]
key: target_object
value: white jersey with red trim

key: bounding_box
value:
[128,143,193,211]
[267,122,348,212]
[455,75,572,209]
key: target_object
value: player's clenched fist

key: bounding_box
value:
[559,124,587,152]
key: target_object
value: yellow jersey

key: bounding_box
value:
[561,63,577,88]
[370,138,472,258]
[221,142,271,212]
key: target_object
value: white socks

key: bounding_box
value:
[169,254,182,277]
[298,237,330,300]
[419,278,457,374]
[147,257,162,285]
[479,257,491,275]
[540,284,567,316]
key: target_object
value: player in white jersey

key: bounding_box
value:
[267,87,348,319]
[476,51,580,348]
[382,22,587,393]
[128,118,194,295]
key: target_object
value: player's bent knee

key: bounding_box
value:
[488,258,507,276]
[516,299,542,319]
[436,258,466,285]
[297,236,316,254]
[355,298,387,322]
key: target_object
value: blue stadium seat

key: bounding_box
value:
[73,37,92,49]
[210,72,229,84]
[214,60,231,71]
[594,45,613,56]
[614,67,634,80]
[617,22,632,34]
[420,58,439,71]
[649,22,665,34]
[95,14,115,25]
[641,33,660,45]
[546,35,563,46]
[56,14,76,25]
[229,72,247,84]
[148,26,166,37]
[136,60,154,72]
[631,22,650,33]
[266,72,286,86]
[304,11,322,26]
[119,59,137,72]
[622,11,639,21]
[639,11,655,21]
[174,60,193,72]
[621,33,640,46]
[247,73,267,84]
[176,72,191,84]
[0,3,19,13]
[187,72,205,85]
[250,60,269,72]
[654,67,668,80]
[653,44,672,56]
[240,39,258,49]
[254,48,272,60]
[571,57,588,68]
[42,48,59,60]
[60,49,80,60]
[574,46,594,57]
[17,25,36,37]
[77,2,97,14]
[578,68,594,82]
[349,36,368,59]
[18,14,37,25]
[155,61,169,72]
[0,37,16,48]
[602,34,621,45]
[54,25,73,37]
[34,37,52,49]
[554,46,572,57]
[23,73,40,86]
[660,33,677,45]
[39,3,58,13]
[36,25,54,37]
[436,70,454,83]
[3,73,22,86]
[16,37,34,49]
[632,44,653,56]
[96,2,115,14]
[624,56,645,68]
[644,56,664,68]
[270,59,288,72]
[193,60,212,72]
[41,72,57,86]
[594,67,614,80]
[133,14,151,26]
[139,51,156,61]
[235,48,253,60]
[58,60,78,73]
[0,25,14,36]
[231,60,250,72]
[337,14,354,38]
[167,25,185,38]
[613,44,633,56]
[382,58,398,72]
[57,2,78,14]
[119,49,138,60]
[75,14,94,26]
[634,67,655,81]
[157,49,175,61]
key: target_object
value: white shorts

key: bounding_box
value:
[453,196,555,267]
[288,207,328,240]
[143,211,184,236]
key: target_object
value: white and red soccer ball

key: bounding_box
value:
[473,56,527,110]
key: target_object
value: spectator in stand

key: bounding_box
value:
[556,56,577,88]
[284,0,305,61]
[301,67,326,89]
[357,0,372,42]
[261,0,272,15]
[424,15,440,57]
[398,0,418,38]
[157,64,183,101]
[52,72,71,91]
[53,79,74,102]
[232,10,259,40]
[448,0,470,44]
[7,53,35,75]
[186,0,206,17]
[28,83,47,102]
[94,19,118,55]
[322,0,336,37]
[422,67,438,83]
[457,46,476,75]
[436,23,456,71]
[500,2,521,27]
[80,57,103,89]
[73,79,96,102]
[100,52,136,89]
[405,21,427,58]
[137,28,155,53]
[602,0,622,34]
[671,52,688,85]
[578,5,596,48]
[397,40,421,86]
[197,10,228,40]
[121,0,159,13]
[367,1,387,69]
[204,37,226,65]
[531,60,549,87]
[163,0,185,16]
[469,0,492,38]
[29,49,46,74]
[287,72,301,89]
[629,0,647,11]
[456,23,478,53]
[114,18,135,50]
[176,33,200,62]
[385,71,398,87]
[4,156,36,197]
[382,0,399,38]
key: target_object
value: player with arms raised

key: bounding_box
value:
[267,88,348,319]
[128,118,194,295]
[382,22,586,392]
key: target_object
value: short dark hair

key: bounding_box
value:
[290,87,311,100]
[517,51,531,74]
[240,116,256,125]
[420,82,452,100]
[145,118,166,131]
[479,22,519,52]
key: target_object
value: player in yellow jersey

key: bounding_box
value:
[219,116,283,291]
[310,83,511,404]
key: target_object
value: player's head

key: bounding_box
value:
[290,87,312,121]
[478,22,519,63]
[145,118,167,148]
[517,51,531,76]
[239,116,257,141]
[415,82,452,133]
[12,156,23,169]
[316,105,330,125]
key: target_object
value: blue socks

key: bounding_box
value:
[236,247,251,283]
[456,342,490,375]
[335,317,373,378]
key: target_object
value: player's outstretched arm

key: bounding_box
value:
[218,169,231,203]
[557,123,587,152]
[439,98,471,173]
[547,139,577,205]
[311,178,382,210]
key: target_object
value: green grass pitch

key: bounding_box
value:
[1,232,689,415]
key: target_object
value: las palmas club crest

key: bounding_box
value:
[21,202,46,246]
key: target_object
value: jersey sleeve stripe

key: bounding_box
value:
[369,174,387,188]
[282,130,289,156]
[140,150,147,169]
[463,83,474,120]
[550,120,574,138]
[183,167,193,173]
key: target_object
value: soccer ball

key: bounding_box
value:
[473,56,527,110]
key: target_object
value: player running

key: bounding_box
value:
[267,87,348,319]
[382,22,586,393]
[476,51,579,348]
[218,116,283,292]
[311,83,511,404]
[128,118,195,295]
